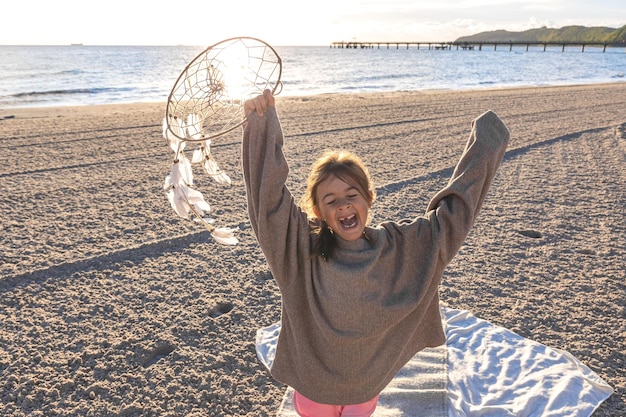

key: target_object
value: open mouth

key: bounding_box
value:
[339,214,358,229]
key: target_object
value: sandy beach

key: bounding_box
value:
[1,83,625,416]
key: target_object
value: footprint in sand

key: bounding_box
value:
[142,344,176,368]
[517,229,543,239]
[208,301,234,318]
[617,123,626,139]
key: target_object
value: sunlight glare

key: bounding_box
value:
[218,41,251,105]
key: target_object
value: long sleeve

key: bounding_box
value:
[426,110,509,263]
[241,107,311,287]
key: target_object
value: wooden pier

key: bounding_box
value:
[331,41,626,53]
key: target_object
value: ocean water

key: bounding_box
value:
[0,44,624,109]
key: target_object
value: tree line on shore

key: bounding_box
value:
[455,25,626,44]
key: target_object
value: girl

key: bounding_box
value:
[242,90,509,416]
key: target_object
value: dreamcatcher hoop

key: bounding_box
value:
[165,37,282,142]
[162,37,282,245]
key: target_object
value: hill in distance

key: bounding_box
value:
[455,25,626,43]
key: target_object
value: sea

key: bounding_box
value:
[0,44,624,109]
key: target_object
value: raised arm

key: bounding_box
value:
[426,110,510,263]
[241,91,311,279]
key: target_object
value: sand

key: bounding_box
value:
[1,83,625,416]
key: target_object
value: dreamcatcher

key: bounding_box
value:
[163,37,282,245]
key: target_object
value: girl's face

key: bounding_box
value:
[313,175,371,242]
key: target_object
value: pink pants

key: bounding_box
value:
[293,391,380,417]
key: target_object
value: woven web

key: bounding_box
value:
[165,37,282,141]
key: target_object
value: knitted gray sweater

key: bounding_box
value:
[242,107,509,405]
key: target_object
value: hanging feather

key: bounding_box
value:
[164,157,207,218]
[167,154,193,187]
[179,153,194,185]
[164,116,186,155]
[163,143,238,244]
[185,186,211,216]
[210,227,238,245]
[163,119,236,244]
[191,148,203,164]
[165,182,191,218]
[189,139,232,185]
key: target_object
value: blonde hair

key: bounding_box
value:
[301,150,376,259]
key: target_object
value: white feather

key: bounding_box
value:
[191,148,203,164]
[167,186,191,218]
[162,118,168,139]
[167,117,186,152]
[211,227,238,245]
[186,187,211,214]
[163,174,174,190]
[179,153,194,186]
[203,157,219,175]
[215,171,231,185]
[203,157,231,185]
[169,161,184,187]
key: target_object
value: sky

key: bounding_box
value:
[1,0,624,46]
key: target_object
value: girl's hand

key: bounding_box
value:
[244,89,275,117]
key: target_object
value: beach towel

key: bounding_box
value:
[444,308,613,416]
[256,307,613,417]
